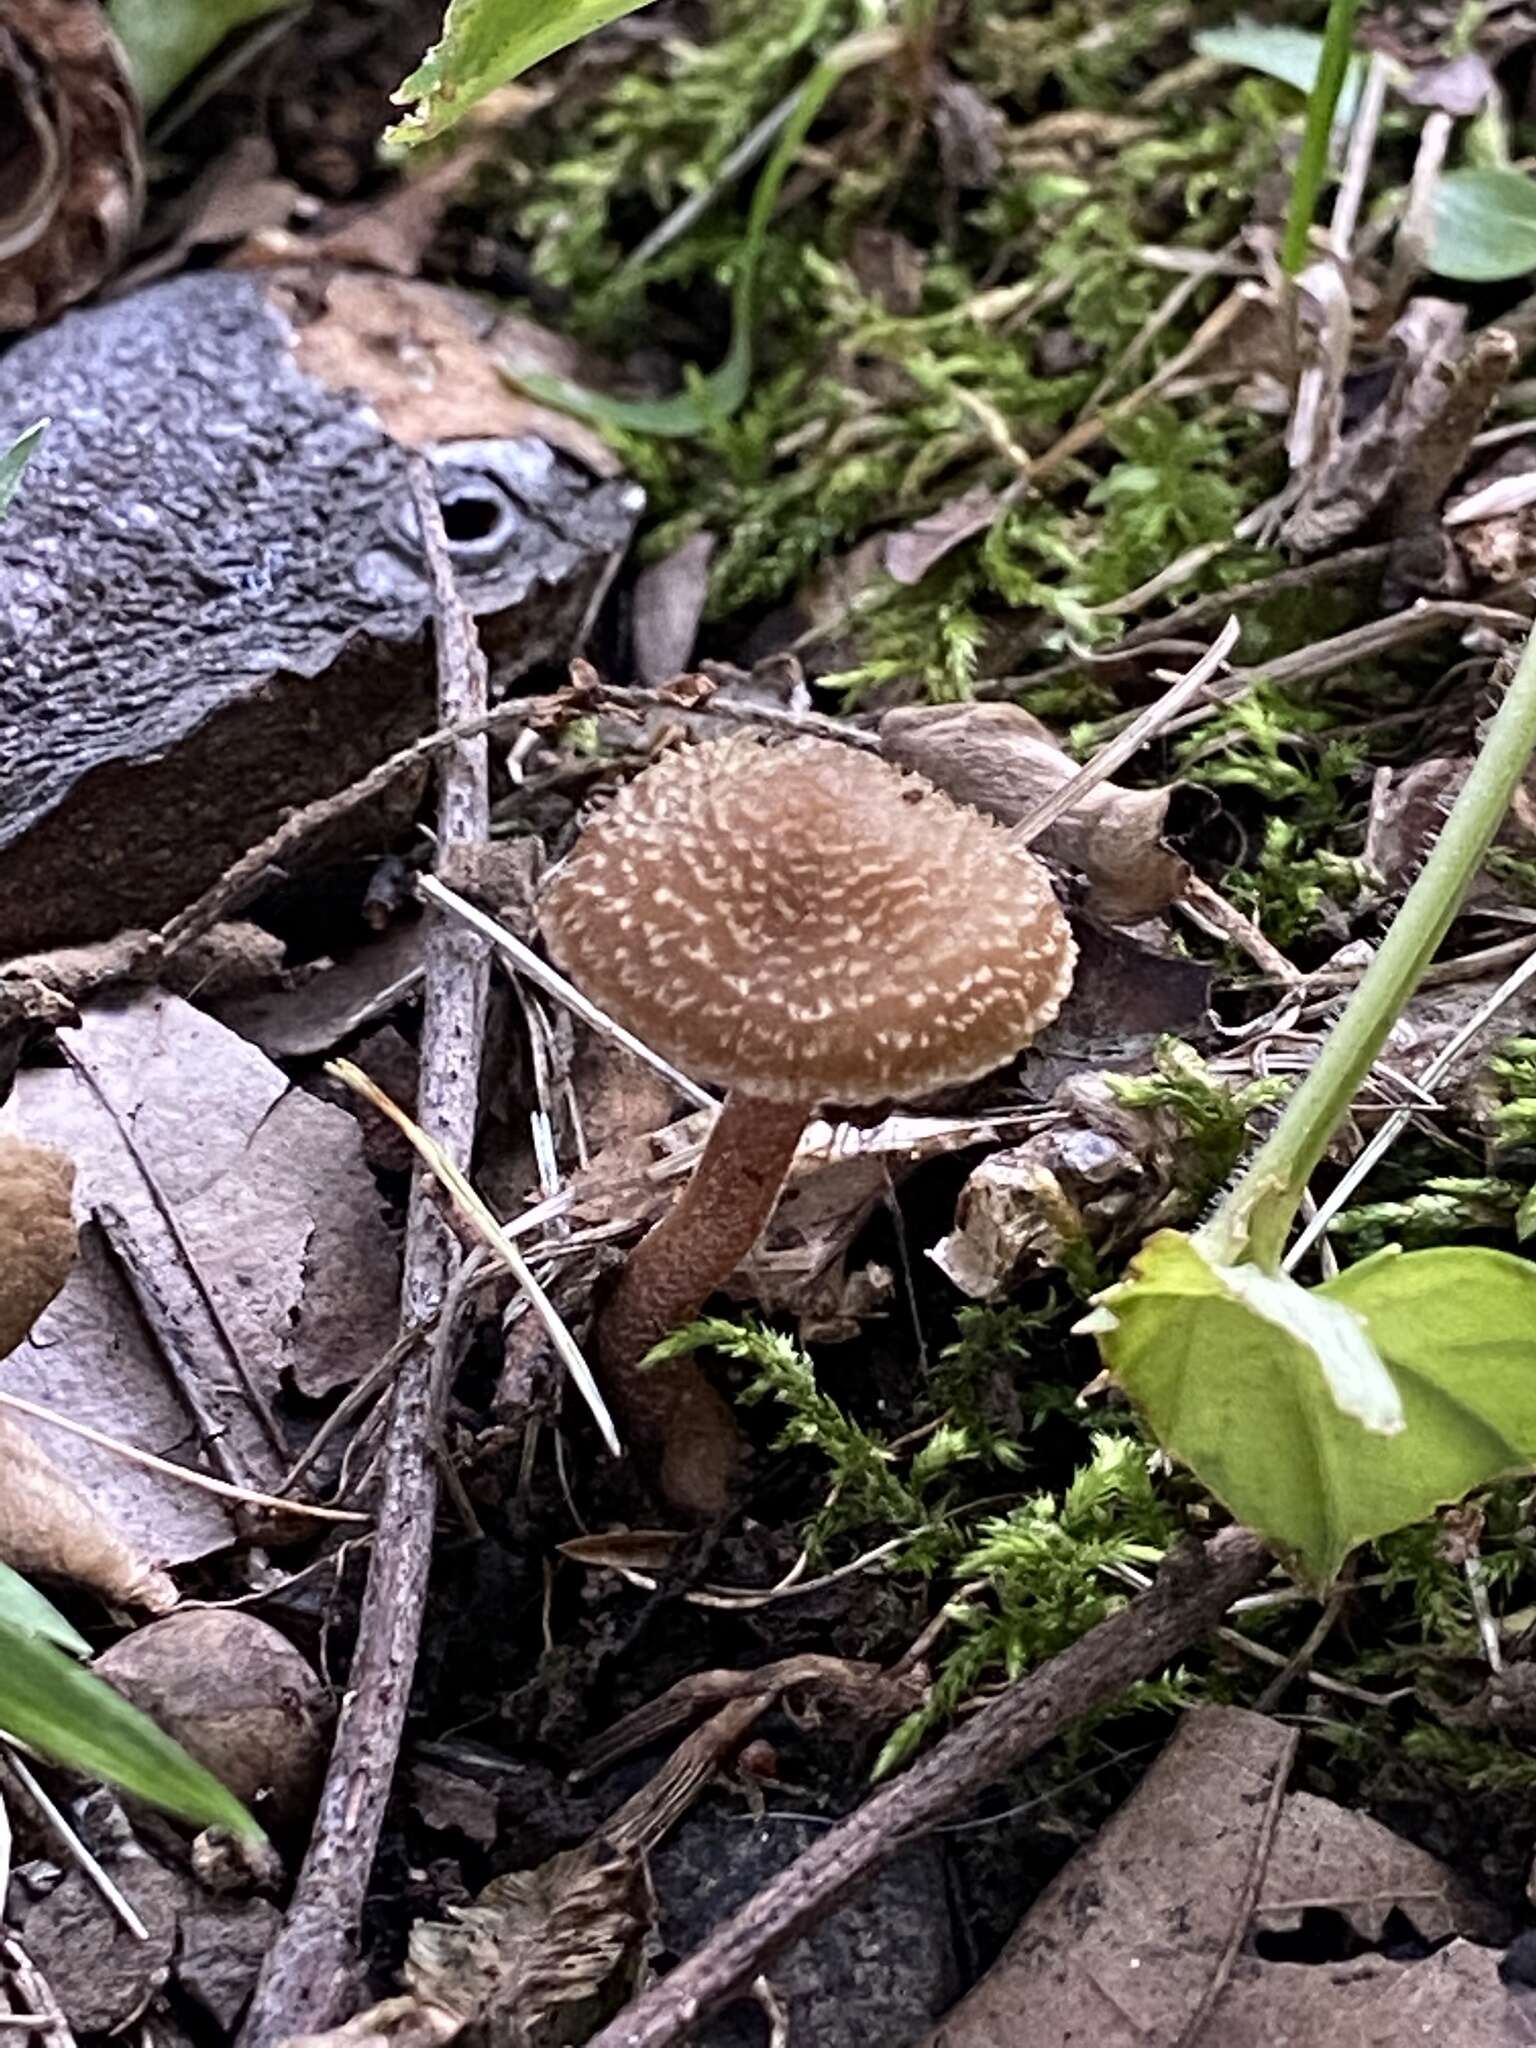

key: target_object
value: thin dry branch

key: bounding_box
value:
[585,1527,1269,2048]
[240,463,493,2048]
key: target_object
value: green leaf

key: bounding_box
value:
[107,0,296,114]
[0,1566,90,1658]
[1194,22,1364,121]
[388,0,660,148]
[0,419,46,520]
[1429,168,1536,282]
[1091,1234,1536,1586]
[0,1615,259,1838]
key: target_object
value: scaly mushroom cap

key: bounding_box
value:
[540,734,1076,1105]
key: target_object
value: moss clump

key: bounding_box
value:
[488,0,1329,699]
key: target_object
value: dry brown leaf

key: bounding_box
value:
[1207,1942,1536,2047]
[283,271,622,477]
[211,923,426,1062]
[923,1707,1520,2048]
[883,485,1012,587]
[557,1530,684,1572]
[116,137,300,294]
[0,1410,174,1611]
[881,702,1189,922]
[295,142,494,277]
[929,1146,1098,1299]
[1282,299,1516,559]
[1256,1789,1506,1947]
[279,1852,649,2048]
[929,1062,1215,1298]
[632,533,716,686]
[1,991,400,1563]
[921,1706,1296,2048]
[0,1132,74,1357]
[0,0,144,333]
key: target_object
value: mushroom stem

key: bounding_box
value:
[597,1091,811,1515]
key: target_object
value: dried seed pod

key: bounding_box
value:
[96,1610,331,1833]
[0,1133,175,1610]
[0,0,144,333]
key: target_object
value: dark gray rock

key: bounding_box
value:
[649,1805,959,2047]
[0,272,641,952]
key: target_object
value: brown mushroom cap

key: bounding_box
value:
[540,734,1076,1105]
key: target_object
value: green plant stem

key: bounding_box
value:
[1280,0,1362,273]
[1202,622,1536,1273]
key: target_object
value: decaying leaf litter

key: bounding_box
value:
[16,0,1536,2041]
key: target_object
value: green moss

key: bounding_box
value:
[488,0,1319,703]
[1108,1038,1290,1210]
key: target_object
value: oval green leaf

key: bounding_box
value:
[107,0,296,115]
[1430,168,1536,283]
[1193,23,1365,121]
[1094,1233,1536,1586]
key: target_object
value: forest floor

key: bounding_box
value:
[8,2,1536,2044]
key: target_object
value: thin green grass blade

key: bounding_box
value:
[0,1616,259,1838]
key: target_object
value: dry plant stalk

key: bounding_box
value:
[0,1133,175,1611]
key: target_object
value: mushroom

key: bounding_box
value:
[540,733,1076,1514]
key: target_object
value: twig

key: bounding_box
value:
[1284,943,1536,1268]
[1011,618,1240,849]
[95,1205,250,1493]
[1179,875,1303,985]
[0,1749,149,1942]
[619,84,804,275]
[1254,1578,1349,1713]
[417,874,715,1111]
[1215,1629,1412,1707]
[59,1044,286,1458]
[1327,52,1389,260]
[583,1527,1269,2048]
[0,1388,363,1522]
[239,461,493,2048]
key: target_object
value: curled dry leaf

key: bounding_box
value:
[0,1131,75,1358]
[929,1069,1226,1299]
[405,1852,649,2046]
[880,702,1189,924]
[0,1131,173,1608]
[0,1410,176,1612]
[0,0,144,334]
[1281,298,1516,560]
